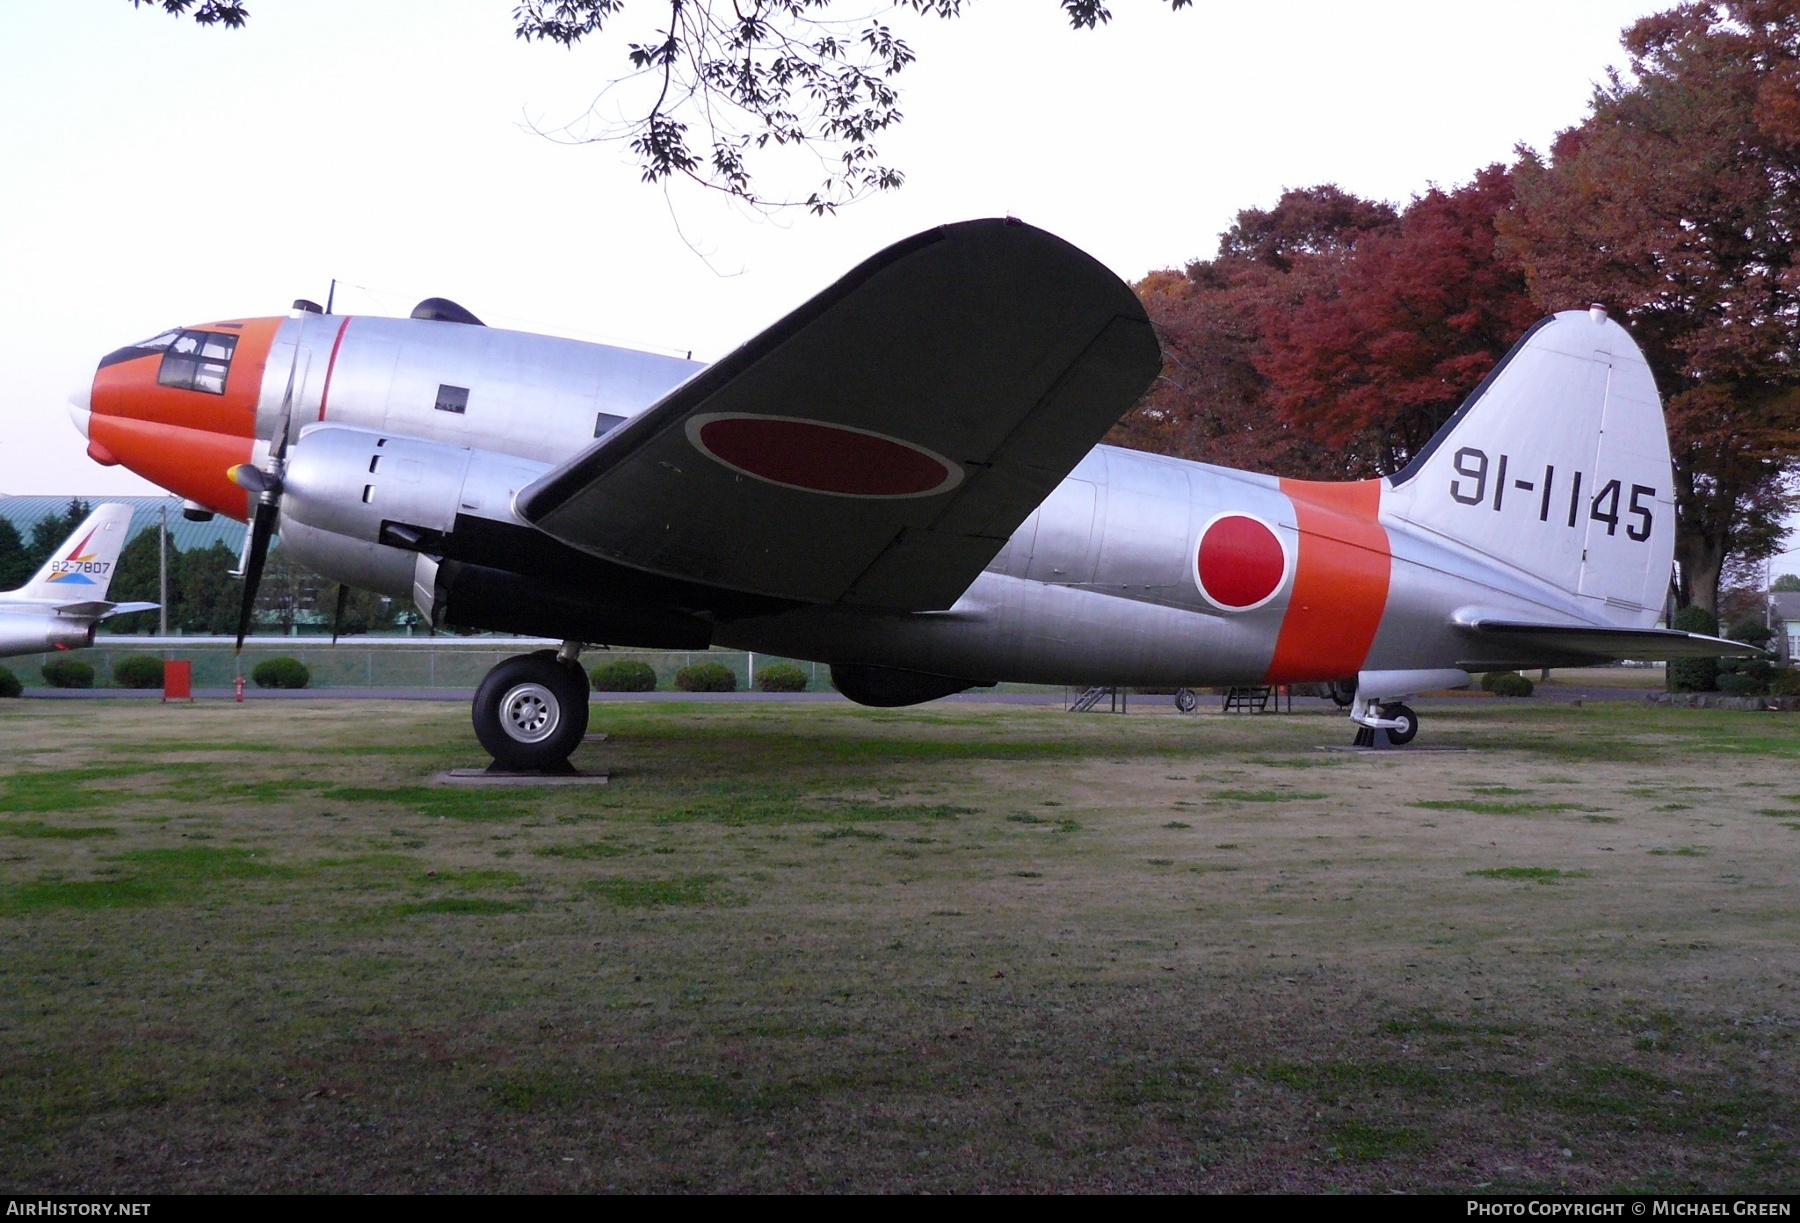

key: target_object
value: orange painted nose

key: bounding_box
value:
[83,316,283,520]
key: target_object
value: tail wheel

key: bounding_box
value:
[1381,702,1418,745]
[472,651,590,770]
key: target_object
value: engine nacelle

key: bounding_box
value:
[276,424,712,649]
[0,614,95,655]
[275,517,419,603]
[281,424,548,555]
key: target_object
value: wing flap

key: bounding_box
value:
[518,219,1160,611]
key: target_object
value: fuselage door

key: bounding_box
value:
[1024,478,1098,585]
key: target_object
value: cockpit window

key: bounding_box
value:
[156,329,238,395]
[133,330,182,352]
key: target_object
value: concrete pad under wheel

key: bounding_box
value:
[1316,744,1470,754]
[435,768,611,785]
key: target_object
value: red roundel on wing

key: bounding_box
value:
[1196,514,1285,609]
[695,417,955,497]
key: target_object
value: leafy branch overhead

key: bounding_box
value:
[136,0,1190,214]
[514,0,1193,212]
[128,0,247,26]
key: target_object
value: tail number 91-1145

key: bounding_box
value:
[1448,446,1654,542]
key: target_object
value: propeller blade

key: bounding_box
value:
[232,315,308,648]
[331,583,349,645]
[233,499,278,651]
[268,330,302,463]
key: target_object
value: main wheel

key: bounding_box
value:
[1381,702,1418,745]
[1329,680,1357,708]
[472,651,590,770]
[1174,688,1199,714]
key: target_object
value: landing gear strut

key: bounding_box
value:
[472,648,590,771]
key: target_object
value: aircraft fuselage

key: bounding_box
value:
[79,309,1655,691]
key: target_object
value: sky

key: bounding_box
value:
[4,0,1791,569]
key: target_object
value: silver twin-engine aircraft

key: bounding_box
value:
[71,219,1750,767]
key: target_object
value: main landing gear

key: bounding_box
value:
[472,646,589,771]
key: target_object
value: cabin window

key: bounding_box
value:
[595,412,625,438]
[435,384,469,414]
[156,330,238,395]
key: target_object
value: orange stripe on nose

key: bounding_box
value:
[1264,478,1391,683]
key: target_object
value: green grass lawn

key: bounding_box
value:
[0,698,1795,1191]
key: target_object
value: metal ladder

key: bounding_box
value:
[1069,686,1126,713]
[1222,685,1273,713]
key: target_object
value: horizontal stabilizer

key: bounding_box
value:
[51,600,115,618]
[1454,616,1765,666]
[48,600,157,619]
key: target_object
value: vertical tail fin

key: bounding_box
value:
[16,503,138,603]
[1383,310,1673,626]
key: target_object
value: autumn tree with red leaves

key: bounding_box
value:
[1498,0,1800,612]
[1257,165,1540,477]
[1107,185,1399,477]
[1125,3,1798,613]
[1112,173,1536,482]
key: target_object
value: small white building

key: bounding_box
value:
[1771,591,1800,663]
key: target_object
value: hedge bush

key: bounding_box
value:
[1668,606,1719,692]
[0,666,20,699]
[590,659,657,692]
[251,656,311,689]
[112,654,165,689]
[1771,668,1800,697]
[1484,671,1534,697]
[1716,672,1761,696]
[756,662,808,692]
[673,661,737,692]
[41,657,94,689]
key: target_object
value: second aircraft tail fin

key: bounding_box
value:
[15,503,138,604]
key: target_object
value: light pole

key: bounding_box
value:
[158,502,168,639]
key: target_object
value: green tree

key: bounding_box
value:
[23,499,92,576]
[1774,573,1800,592]
[0,517,30,590]
[105,527,165,635]
[329,586,402,636]
[176,541,244,635]
[1668,605,1721,692]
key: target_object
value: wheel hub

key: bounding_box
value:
[499,682,561,743]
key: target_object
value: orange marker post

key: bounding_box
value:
[162,660,192,703]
